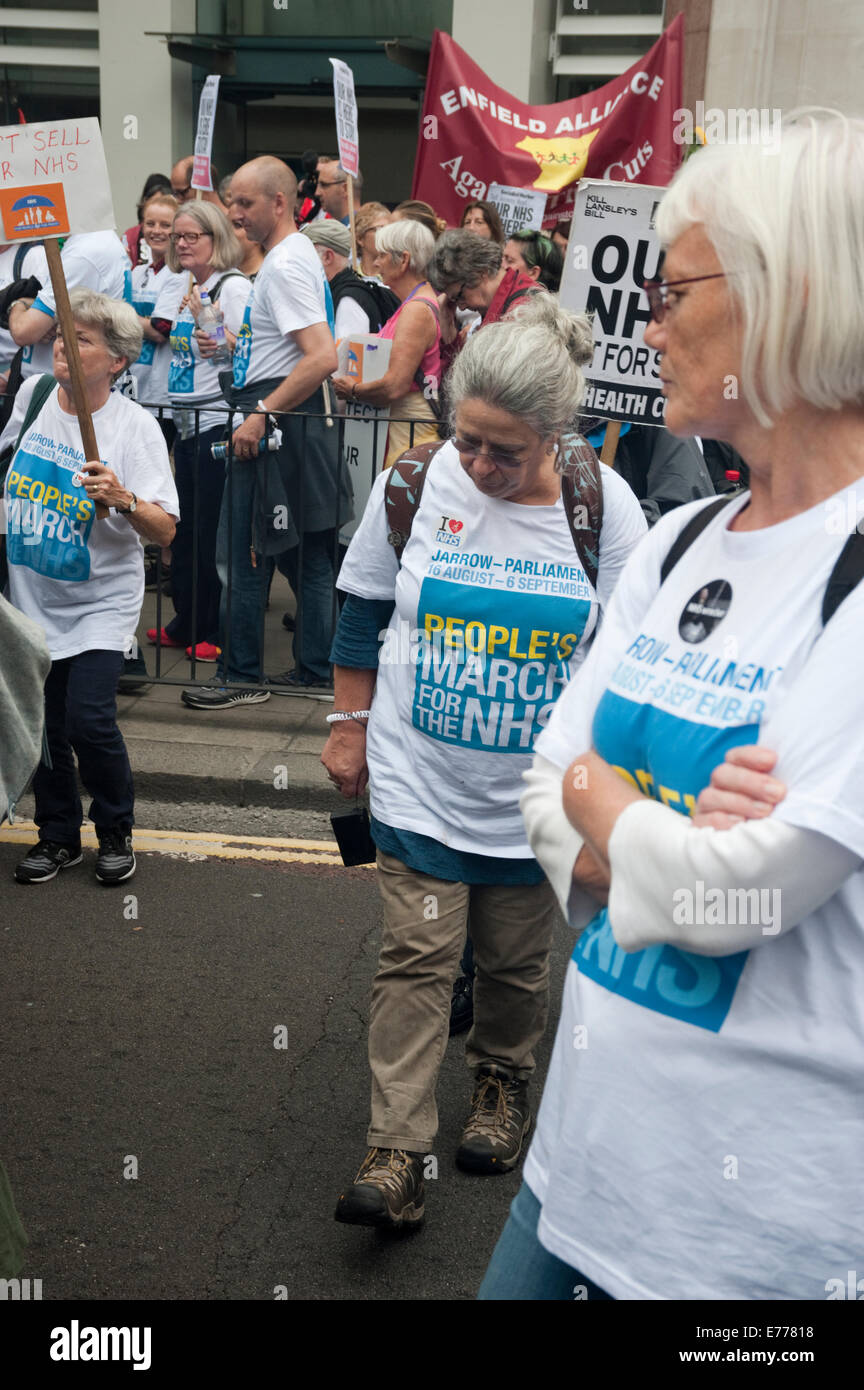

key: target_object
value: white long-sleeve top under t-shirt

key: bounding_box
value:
[518,484,864,1302]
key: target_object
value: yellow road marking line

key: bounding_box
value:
[0,821,373,867]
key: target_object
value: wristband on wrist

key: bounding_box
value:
[350,382,358,400]
[256,399,279,427]
[325,710,371,725]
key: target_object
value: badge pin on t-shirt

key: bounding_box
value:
[678,579,733,644]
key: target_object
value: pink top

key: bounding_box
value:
[378,284,442,392]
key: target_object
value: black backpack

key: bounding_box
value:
[332,272,399,334]
[661,494,864,626]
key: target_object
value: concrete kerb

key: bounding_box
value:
[129,558,340,809]
[116,683,337,810]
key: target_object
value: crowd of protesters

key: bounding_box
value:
[2,113,859,1305]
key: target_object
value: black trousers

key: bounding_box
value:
[165,424,226,647]
[34,648,133,842]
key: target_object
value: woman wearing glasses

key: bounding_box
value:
[146,201,249,664]
[323,295,647,1230]
[480,113,864,1300]
[332,219,442,468]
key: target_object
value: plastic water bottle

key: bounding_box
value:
[196,288,232,364]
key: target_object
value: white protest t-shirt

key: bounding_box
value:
[0,242,49,372]
[337,442,647,855]
[130,260,186,412]
[158,268,249,434]
[525,485,864,1300]
[232,232,333,390]
[23,231,133,379]
[0,377,179,660]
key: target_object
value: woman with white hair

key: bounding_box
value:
[2,290,178,887]
[323,296,646,1229]
[479,111,864,1300]
[332,219,441,466]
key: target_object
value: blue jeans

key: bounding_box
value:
[478,1182,615,1301]
[33,649,134,842]
[277,529,339,682]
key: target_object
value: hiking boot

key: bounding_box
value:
[334,1147,425,1228]
[14,839,82,884]
[95,830,136,885]
[449,974,474,1036]
[455,1066,531,1174]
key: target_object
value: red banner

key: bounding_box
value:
[412,15,684,228]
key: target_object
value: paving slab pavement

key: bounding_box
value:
[119,567,337,810]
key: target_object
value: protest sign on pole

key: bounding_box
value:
[413,17,682,230]
[335,334,391,545]
[0,115,117,516]
[558,179,666,437]
[191,76,220,193]
[486,183,547,237]
[329,57,359,264]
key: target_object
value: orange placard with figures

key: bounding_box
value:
[0,181,70,239]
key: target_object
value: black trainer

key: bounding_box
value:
[449,974,475,1036]
[266,669,331,694]
[14,839,83,884]
[95,830,136,885]
[181,675,270,709]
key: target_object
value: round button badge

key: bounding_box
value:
[678,579,733,643]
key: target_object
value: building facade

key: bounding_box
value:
[0,1,861,233]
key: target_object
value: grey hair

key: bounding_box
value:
[446,295,594,437]
[427,229,502,292]
[375,218,435,277]
[657,108,864,424]
[165,199,242,273]
[67,288,142,373]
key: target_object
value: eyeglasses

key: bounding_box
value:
[171,186,191,198]
[642,273,728,323]
[446,282,467,304]
[317,180,344,189]
[452,436,530,470]
[170,231,211,245]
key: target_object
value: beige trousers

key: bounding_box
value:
[367,850,558,1152]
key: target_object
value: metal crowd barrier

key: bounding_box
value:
[0,388,435,695]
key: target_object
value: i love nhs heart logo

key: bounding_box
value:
[435,516,465,546]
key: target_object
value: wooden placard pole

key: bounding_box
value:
[600,420,622,469]
[44,238,108,520]
[347,174,358,268]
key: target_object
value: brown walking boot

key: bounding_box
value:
[334,1147,426,1228]
[455,1066,531,1174]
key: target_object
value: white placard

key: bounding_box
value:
[336,334,391,544]
[487,182,547,238]
[558,179,666,426]
[329,58,359,179]
[0,117,113,240]
[191,75,221,191]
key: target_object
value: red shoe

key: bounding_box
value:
[186,642,222,662]
[147,627,183,648]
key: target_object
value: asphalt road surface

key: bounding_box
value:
[0,818,567,1302]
